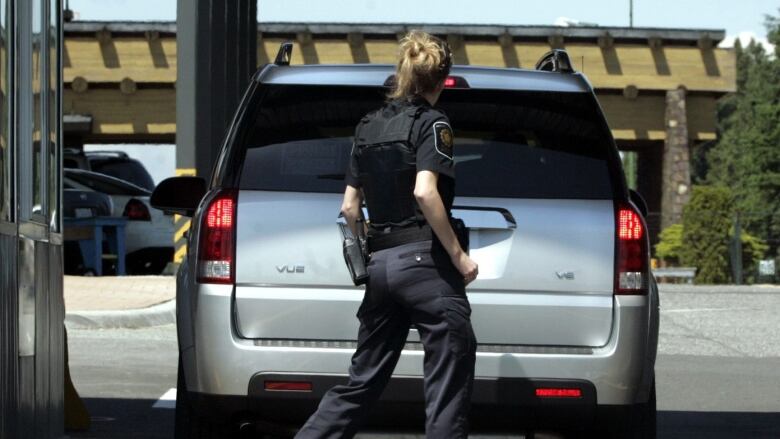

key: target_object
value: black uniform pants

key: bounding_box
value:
[295,240,477,439]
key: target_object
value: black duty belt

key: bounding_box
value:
[367,225,433,253]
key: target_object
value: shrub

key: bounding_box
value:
[655,215,768,284]
[655,223,684,265]
[738,229,769,283]
[680,186,734,284]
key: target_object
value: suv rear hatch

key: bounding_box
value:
[227,77,623,348]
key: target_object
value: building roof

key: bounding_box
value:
[61,20,734,144]
[64,20,726,45]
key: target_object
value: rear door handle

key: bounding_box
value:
[340,206,515,230]
[451,205,517,230]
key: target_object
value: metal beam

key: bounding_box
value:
[66,21,728,45]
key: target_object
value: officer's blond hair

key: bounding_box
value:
[389,30,451,100]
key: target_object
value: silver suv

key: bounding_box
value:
[152,48,659,438]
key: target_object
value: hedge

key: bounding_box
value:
[680,186,734,284]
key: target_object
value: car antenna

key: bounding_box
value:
[274,41,293,66]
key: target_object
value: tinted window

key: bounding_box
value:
[243,137,351,193]
[90,159,155,191]
[237,84,616,199]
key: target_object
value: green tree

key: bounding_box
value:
[680,186,734,284]
[706,11,780,259]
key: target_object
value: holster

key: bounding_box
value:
[450,217,470,253]
[340,220,369,286]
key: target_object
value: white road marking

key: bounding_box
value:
[152,388,177,409]
[664,307,756,313]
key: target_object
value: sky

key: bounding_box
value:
[68,0,778,50]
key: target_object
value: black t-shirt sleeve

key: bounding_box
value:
[415,114,455,179]
[344,142,361,188]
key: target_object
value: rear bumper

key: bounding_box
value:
[190,376,596,431]
[125,247,174,273]
[184,285,652,409]
[124,222,173,255]
[126,246,173,260]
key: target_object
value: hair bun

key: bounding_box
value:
[389,30,451,100]
[402,35,426,58]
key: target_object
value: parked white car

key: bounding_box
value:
[64,168,174,274]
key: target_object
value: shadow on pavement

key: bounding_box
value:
[68,398,173,439]
[65,398,780,439]
[658,410,780,438]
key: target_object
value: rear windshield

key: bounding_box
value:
[236,84,617,199]
[90,159,156,191]
[65,170,150,196]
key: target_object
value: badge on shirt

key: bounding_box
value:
[433,121,454,160]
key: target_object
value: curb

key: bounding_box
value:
[658,284,780,293]
[65,299,175,330]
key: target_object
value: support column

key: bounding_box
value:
[636,143,664,243]
[176,0,257,178]
[174,0,257,265]
[661,87,691,229]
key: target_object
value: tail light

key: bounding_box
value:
[123,198,151,221]
[615,202,649,294]
[443,76,469,88]
[383,75,470,89]
[197,189,237,284]
[535,388,582,398]
[264,381,313,392]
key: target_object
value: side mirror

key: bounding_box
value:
[150,176,207,217]
[629,189,649,218]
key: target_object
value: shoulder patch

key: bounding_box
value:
[433,121,454,160]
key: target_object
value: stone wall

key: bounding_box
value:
[661,87,691,229]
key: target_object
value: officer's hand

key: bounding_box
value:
[453,251,479,285]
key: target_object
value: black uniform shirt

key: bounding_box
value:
[346,96,456,213]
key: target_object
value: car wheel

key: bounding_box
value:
[175,357,236,439]
[590,378,657,439]
[640,379,658,439]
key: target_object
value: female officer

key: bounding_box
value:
[295,30,478,439]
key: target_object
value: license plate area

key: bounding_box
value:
[75,207,94,218]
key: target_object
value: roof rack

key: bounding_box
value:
[534,49,575,73]
[274,41,293,66]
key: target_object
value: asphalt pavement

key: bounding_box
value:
[66,284,780,438]
[659,284,780,358]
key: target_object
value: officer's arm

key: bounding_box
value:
[341,184,364,236]
[414,171,464,260]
